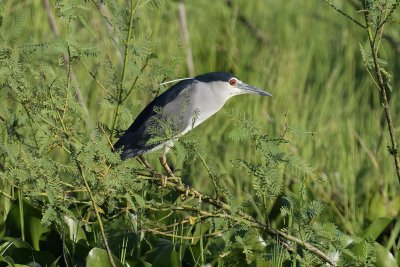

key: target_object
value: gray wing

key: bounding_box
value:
[114,79,196,159]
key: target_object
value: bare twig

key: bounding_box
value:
[323,0,366,28]
[178,1,195,77]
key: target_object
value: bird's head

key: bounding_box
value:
[194,72,272,98]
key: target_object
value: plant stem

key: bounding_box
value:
[0,188,14,200]
[18,189,25,242]
[137,173,337,266]
[198,155,219,197]
[76,161,116,267]
[110,0,140,136]
[362,3,400,183]
[324,0,400,183]
[323,0,366,28]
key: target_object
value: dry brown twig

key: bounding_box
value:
[178,1,195,77]
[136,173,338,266]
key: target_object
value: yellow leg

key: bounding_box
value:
[158,143,175,186]
[138,155,154,171]
[159,154,174,177]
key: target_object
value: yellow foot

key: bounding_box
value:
[138,155,154,171]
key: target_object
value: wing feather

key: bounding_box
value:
[114,79,196,159]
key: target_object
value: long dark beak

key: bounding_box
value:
[238,82,272,96]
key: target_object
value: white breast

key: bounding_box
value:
[180,81,233,135]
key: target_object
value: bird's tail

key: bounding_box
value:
[113,138,142,160]
[113,137,125,150]
[120,148,142,160]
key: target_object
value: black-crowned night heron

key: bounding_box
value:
[114,72,271,180]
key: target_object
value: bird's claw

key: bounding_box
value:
[180,185,191,201]
[185,185,190,196]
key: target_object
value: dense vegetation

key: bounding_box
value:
[0,0,399,266]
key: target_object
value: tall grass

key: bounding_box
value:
[0,0,399,265]
[133,0,399,231]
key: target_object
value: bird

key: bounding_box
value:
[114,72,271,181]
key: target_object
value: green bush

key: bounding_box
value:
[0,0,399,266]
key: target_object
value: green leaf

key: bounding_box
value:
[347,239,371,261]
[152,246,180,267]
[86,248,124,267]
[7,248,57,266]
[143,239,181,267]
[375,243,397,267]
[368,194,389,220]
[191,221,211,245]
[362,217,392,241]
[0,255,15,266]
[0,238,33,252]
[64,216,87,242]
[134,194,146,209]
[27,216,48,251]
[125,258,152,267]
[6,201,50,250]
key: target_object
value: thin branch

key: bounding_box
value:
[323,0,366,28]
[377,0,400,30]
[121,55,150,103]
[362,2,400,182]
[110,0,140,136]
[137,174,338,266]
[76,160,116,267]
[198,154,219,197]
[144,226,226,239]
[79,60,110,94]
[0,188,14,200]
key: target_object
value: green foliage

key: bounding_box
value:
[86,248,125,267]
[0,0,399,266]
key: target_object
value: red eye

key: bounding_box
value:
[229,79,237,86]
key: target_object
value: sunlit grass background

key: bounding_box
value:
[1,0,400,263]
[121,0,400,234]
